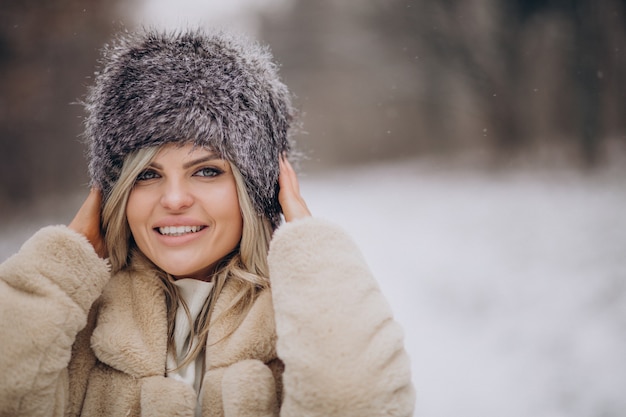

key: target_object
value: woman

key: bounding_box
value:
[0,29,414,417]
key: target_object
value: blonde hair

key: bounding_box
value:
[102,145,274,370]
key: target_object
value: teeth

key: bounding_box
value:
[159,226,203,236]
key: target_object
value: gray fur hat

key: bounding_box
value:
[84,29,294,227]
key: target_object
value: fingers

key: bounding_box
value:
[278,155,311,222]
[278,154,298,194]
[83,187,103,217]
[69,187,107,258]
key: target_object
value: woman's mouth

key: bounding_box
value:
[157,225,206,236]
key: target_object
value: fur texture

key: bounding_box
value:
[84,29,294,227]
[0,226,110,417]
[268,218,416,417]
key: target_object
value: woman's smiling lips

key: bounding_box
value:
[153,225,208,246]
[152,218,209,245]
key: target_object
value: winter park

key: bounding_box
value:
[1,1,626,417]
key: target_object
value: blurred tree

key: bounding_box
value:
[0,0,117,212]
[369,0,626,165]
[514,0,625,165]
[263,0,625,167]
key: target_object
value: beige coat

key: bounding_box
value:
[0,218,415,417]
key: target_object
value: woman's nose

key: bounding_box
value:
[160,179,194,211]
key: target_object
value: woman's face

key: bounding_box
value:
[126,143,243,281]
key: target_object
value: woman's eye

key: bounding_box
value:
[136,169,159,181]
[194,167,223,177]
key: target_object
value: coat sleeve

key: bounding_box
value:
[268,218,415,417]
[0,226,110,417]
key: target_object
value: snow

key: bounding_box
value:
[1,160,625,416]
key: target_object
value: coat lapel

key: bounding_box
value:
[90,268,169,378]
[205,281,277,370]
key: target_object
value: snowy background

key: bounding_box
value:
[2,158,625,417]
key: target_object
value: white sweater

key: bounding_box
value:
[166,278,214,414]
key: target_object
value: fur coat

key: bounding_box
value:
[0,217,415,417]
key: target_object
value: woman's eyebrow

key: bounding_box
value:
[182,155,222,169]
[146,155,222,170]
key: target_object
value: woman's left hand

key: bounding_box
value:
[278,155,311,222]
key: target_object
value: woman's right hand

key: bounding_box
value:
[69,187,107,258]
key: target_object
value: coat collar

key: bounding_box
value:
[89,267,276,378]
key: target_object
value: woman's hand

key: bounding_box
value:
[278,155,311,222]
[69,188,107,258]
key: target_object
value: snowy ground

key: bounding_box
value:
[2,159,625,417]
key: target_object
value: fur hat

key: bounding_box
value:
[84,29,294,227]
